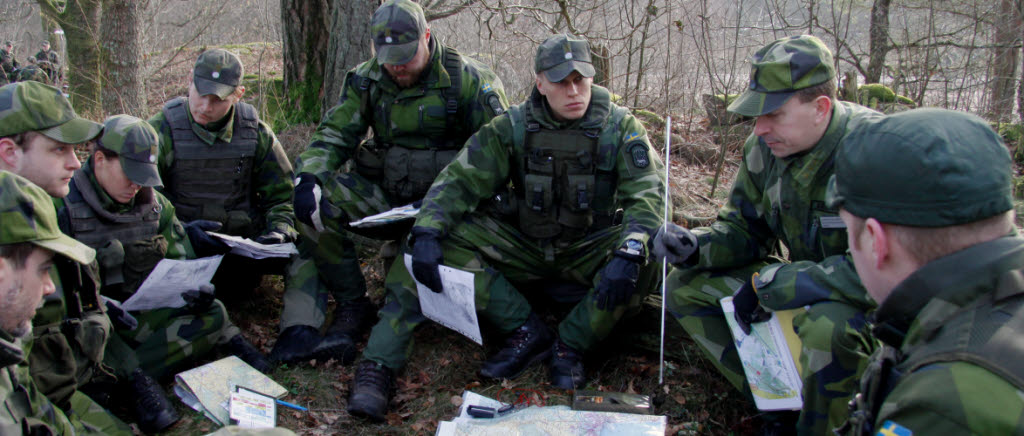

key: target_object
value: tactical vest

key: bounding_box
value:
[163,97,259,231]
[351,46,469,204]
[64,171,161,249]
[505,91,627,241]
[842,269,1024,435]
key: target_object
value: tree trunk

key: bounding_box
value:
[100,0,146,116]
[281,0,331,124]
[38,0,103,115]
[989,0,1022,122]
[866,0,892,84]
[321,0,376,119]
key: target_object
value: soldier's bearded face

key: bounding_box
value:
[382,32,431,88]
[752,95,830,158]
[13,133,82,198]
[0,248,56,338]
[536,71,592,122]
[188,81,241,126]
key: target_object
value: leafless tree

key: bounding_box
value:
[101,0,147,116]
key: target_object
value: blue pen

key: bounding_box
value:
[276,399,308,412]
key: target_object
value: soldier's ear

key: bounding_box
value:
[0,137,22,170]
[813,95,832,124]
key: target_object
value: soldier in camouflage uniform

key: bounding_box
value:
[15,56,50,84]
[147,49,333,365]
[34,41,58,68]
[345,34,665,421]
[292,0,508,364]
[0,41,16,84]
[0,81,132,435]
[53,115,273,431]
[0,171,102,435]
[653,35,882,434]
[830,108,1024,435]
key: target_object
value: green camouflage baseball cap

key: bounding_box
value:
[0,81,102,143]
[97,115,162,188]
[371,0,428,65]
[827,108,1013,227]
[535,34,595,82]
[193,49,243,99]
[728,35,835,117]
[0,171,95,264]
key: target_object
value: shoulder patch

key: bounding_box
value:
[481,82,493,93]
[625,131,642,142]
[628,143,650,169]
[875,420,912,436]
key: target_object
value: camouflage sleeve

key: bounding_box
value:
[459,59,509,129]
[252,121,297,238]
[414,114,515,234]
[295,71,369,181]
[754,253,873,311]
[146,111,175,189]
[692,134,777,270]
[873,361,1024,434]
[8,360,76,435]
[157,194,194,260]
[614,115,666,257]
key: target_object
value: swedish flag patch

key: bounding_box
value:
[875,420,912,436]
[625,131,642,142]
[482,83,493,92]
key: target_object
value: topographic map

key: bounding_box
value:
[720,297,803,411]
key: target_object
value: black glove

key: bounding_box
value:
[254,231,290,245]
[595,251,643,310]
[733,278,771,335]
[182,284,216,314]
[653,223,698,266]
[102,296,137,330]
[185,220,230,257]
[410,226,444,293]
[294,173,328,231]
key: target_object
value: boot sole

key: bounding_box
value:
[347,396,387,422]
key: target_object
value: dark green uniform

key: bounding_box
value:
[666,101,882,434]
[294,36,508,311]
[2,332,76,435]
[55,161,242,379]
[362,85,665,369]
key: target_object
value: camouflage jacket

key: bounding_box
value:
[690,101,880,311]
[15,65,49,84]
[844,236,1024,435]
[0,49,16,75]
[295,37,508,181]
[1,331,75,435]
[415,85,666,251]
[148,101,297,239]
[34,49,57,65]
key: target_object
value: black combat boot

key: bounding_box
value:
[268,325,325,364]
[347,360,395,422]
[310,297,375,364]
[479,313,553,380]
[224,334,272,373]
[131,368,180,433]
[549,339,585,390]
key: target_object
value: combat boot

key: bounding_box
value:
[131,368,180,433]
[347,360,395,422]
[223,334,272,373]
[310,296,375,364]
[268,325,324,364]
[549,339,585,390]
[479,313,553,380]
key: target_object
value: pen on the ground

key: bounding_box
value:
[276,399,308,411]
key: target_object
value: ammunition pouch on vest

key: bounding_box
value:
[163,97,259,235]
[505,91,625,241]
[843,268,1024,435]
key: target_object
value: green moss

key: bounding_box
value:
[633,109,663,130]
[858,84,897,104]
[896,95,915,106]
[1014,176,1024,199]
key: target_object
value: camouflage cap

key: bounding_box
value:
[193,49,243,99]
[827,108,1013,227]
[97,115,162,188]
[535,34,595,82]
[0,171,95,264]
[728,35,835,117]
[371,0,428,65]
[0,81,101,143]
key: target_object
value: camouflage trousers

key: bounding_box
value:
[104,300,240,380]
[362,213,660,370]
[67,390,131,435]
[666,264,874,435]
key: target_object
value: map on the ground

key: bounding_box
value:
[404,254,483,345]
[174,356,288,427]
[720,296,803,411]
[436,391,666,436]
[123,255,223,311]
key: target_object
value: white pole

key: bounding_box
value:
[659,116,671,385]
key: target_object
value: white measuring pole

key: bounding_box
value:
[659,116,671,385]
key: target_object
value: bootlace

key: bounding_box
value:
[355,361,391,390]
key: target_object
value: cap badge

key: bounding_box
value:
[212,71,220,79]
[149,155,156,163]
[386,36,393,43]
[564,52,572,60]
